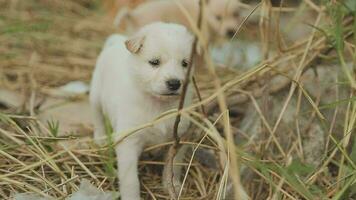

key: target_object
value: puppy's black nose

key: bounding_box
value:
[226,29,236,38]
[166,79,181,91]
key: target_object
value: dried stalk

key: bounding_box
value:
[192,75,207,117]
[172,1,203,146]
[205,17,354,114]
[165,0,204,198]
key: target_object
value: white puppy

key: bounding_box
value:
[90,22,194,200]
[115,0,242,43]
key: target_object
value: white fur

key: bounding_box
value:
[115,0,242,43]
[90,22,194,200]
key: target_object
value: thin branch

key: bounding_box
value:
[166,0,204,199]
[172,0,204,145]
[192,75,207,117]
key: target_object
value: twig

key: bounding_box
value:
[172,2,203,145]
[230,2,261,41]
[165,0,204,199]
[205,18,354,114]
[192,75,207,117]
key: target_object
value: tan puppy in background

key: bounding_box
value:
[115,0,242,44]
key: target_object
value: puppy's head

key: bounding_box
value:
[125,22,194,100]
[206,0,241,39]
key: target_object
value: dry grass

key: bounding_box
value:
[0,0,355,199]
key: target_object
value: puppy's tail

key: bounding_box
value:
[113,6,131,29]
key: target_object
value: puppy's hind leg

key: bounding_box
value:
[90,100,107,146]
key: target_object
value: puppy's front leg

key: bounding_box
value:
[116,138,143,200]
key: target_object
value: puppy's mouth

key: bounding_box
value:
[160,92,180,96]
[152,92,181,100]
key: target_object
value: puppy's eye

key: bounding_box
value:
[216,15,222,21]
[182,59,189,68]
[149,59,160,67]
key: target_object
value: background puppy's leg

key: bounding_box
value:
[163,145,189,194]
[116,138,142,200]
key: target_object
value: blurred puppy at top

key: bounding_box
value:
[104,0,145,18]
[112,0,243,45]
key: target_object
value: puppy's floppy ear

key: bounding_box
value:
[125,35,145,54]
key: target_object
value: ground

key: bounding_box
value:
[0,0,355,200]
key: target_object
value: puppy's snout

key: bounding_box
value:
[166,79,181,91]
[226,29,236,38]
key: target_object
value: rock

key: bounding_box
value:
[13,179,118,200]
[238,87,326,166]
[13,193,53,200]
[69,179,118,200]
[303,124,325,166]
